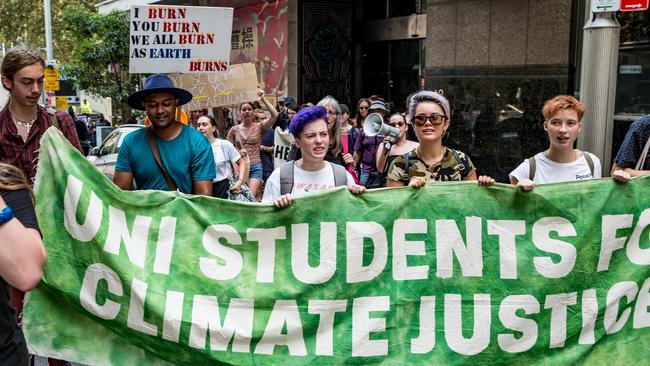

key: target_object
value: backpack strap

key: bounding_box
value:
[146,126,178,191]
[279,161,295,195]
[448,148,466,174]
[402,152,410,185]
[330,163,347,187]
[581,151,595,176]
[528,156,537,181]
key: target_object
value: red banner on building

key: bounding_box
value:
[230,0,288,99]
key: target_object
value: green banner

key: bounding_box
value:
[24,128,650,365]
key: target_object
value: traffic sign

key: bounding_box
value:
[592,0,620,12]
[56,96,68,110]
[44,66,60,80]
[620,0,649,11]
[44,80,60,91]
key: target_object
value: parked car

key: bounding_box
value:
[87,124,144,181]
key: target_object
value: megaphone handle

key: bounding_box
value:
[384,141,393,151]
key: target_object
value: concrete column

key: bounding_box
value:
[577,10,620,176]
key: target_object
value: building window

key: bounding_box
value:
[612,9,649,165]
[615,9,650,117]
[618,10,649,44]
[359,0,426,21]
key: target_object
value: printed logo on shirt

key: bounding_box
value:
[576,173,592,180]
[294,183,334,192]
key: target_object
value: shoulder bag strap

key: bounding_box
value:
[581,151,595,176]
[146,127,178,191]
[636,136,650,171]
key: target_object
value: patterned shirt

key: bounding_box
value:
[387,147,475,183]
[614,115,650,170]
[0,105,82,184]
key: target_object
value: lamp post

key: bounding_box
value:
[577,5,620,176]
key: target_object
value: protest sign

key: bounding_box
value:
[273,126,294,169]
[24,128,650,365]
[167,63,258,110]
[129,5,233,74]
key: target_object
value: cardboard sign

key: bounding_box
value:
[273,126,294,169]
[168,63,259,110]
[129,5,233,73]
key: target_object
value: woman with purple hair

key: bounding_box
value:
[262,106,365,208]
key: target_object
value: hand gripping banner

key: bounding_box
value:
[23,128,650,365]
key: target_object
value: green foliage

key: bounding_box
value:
[61,7,139,123]
[0,0,95,63]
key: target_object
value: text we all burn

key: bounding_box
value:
[131,6,229,72]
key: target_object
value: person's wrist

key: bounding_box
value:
[0,206,15,226]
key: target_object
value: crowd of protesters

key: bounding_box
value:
[0,46,649,365]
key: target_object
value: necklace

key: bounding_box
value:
[9,108,38,133]
[417,146,444,166]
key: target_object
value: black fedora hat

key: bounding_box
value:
[127,74,193,110]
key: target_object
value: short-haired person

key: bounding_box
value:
[114,74,215,195]
[0,48,82,184]
[262,106,365,208]
[227,89,278,199]
[196,115,247,199]
[611,114,649,182]
[285,103,299,120]
[0,163,46,364]
[275,96,297,130]
[387,91,483,187]
[509,95,601,190]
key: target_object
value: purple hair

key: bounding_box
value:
[288,105,328,138]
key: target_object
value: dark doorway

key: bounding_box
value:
[360,39,423,112]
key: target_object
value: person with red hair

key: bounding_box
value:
[509,95,601,190]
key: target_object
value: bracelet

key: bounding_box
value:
[0,206,15,225]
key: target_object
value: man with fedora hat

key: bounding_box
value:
[114,74,215,195]
[353,98,389,187]
[367,99,389,117]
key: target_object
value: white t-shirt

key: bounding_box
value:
[262,163,355,203]
[509,152,602,184]
[210,139,241,182]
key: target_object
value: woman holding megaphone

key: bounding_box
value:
[386,90,494,187]
[375,113,419,181]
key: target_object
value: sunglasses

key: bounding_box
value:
[387,121,405,127]
[359,106,369,110]
[412,114,447,126]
